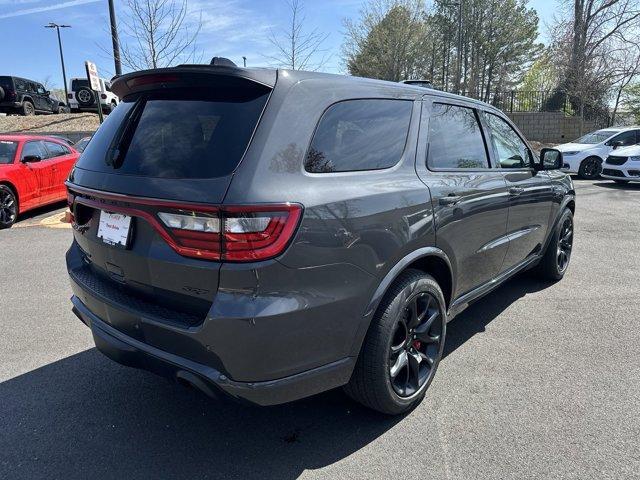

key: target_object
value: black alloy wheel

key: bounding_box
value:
[556,215,573,274]
[345,270,447,415]
[0,186,17,229]
[579,157,601,179]
[389,291,443,398]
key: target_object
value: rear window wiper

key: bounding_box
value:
[106,96,146,169]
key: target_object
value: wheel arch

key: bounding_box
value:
[364,247,454,317]
[349,247,455,359]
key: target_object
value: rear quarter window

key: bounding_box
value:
[305,99,413,173]
[0,77,13,90]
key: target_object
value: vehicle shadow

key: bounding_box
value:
[0,275,552,480]
[592,180,640,190]
[442,274,551,359]
[13,201,66,226]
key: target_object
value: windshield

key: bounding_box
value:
[0,140,18,164]
[574,130,618,144]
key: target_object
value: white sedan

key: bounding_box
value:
[601,144,640,183]
[556,126,640,179]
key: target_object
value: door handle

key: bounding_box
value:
[509,186,525,196]
[439,195,461,206]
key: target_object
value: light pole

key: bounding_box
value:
[242,56,247,67]
[108,0,122,75]
[44,23,70,101]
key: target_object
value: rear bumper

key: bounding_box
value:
[0,102,21,112]
[72,295,355,406]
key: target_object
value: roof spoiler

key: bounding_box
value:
[111,65,276,98]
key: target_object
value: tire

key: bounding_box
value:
[345,269,447,415]
[75,87,95,107]
[21,101,35,116]
[578,156,601,179]
[536,209,573,281]
[0,185,18,229]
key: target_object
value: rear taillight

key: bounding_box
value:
[157,204,302,261]
[67,93,73,99]
[100,93,107,99]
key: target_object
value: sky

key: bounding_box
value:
[0,0,558,90]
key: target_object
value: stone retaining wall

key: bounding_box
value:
[507,112,604,144]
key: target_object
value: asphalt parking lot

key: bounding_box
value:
[1,179,639,479]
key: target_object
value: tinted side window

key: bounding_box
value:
[44,141,70,158]
[611,130,637,146]
[485,113,532,169]
[21,141,47,161]
[305,99,412,173]
[427,103,489,169]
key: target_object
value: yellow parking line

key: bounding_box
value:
[40,211,72,229]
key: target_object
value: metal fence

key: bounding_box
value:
[459,89,610,125]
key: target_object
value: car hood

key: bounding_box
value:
[610,145,640,156]
[555,143,596,153]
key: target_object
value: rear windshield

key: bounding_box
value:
[75,87,270,178]
[71,79,89,90]
[0,140,18,164]
[0,76,13,90]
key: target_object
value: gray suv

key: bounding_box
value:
[65,60,575,415]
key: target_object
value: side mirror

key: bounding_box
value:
[606,140,623,149]
[537,148,562,171]
[44,90,51,96]
[22,155,42,163]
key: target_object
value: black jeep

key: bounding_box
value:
[0,76,67,115]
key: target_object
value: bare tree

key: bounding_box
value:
[611,43,640,123]
[266,0,329,71]
[553,0,640,126]
[117,0,203,70]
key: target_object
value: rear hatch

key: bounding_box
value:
[67,67,275,328]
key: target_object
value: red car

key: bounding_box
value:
[0,134,79,228]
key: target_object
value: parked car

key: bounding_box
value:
[556,126,640,179]
[48,135,74,146]
[0,76,68,115]
[65,60,575,415]
[68,77,119,113]
[601,144,640,184]
[0,135,79,228]
[73,136,92,153]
